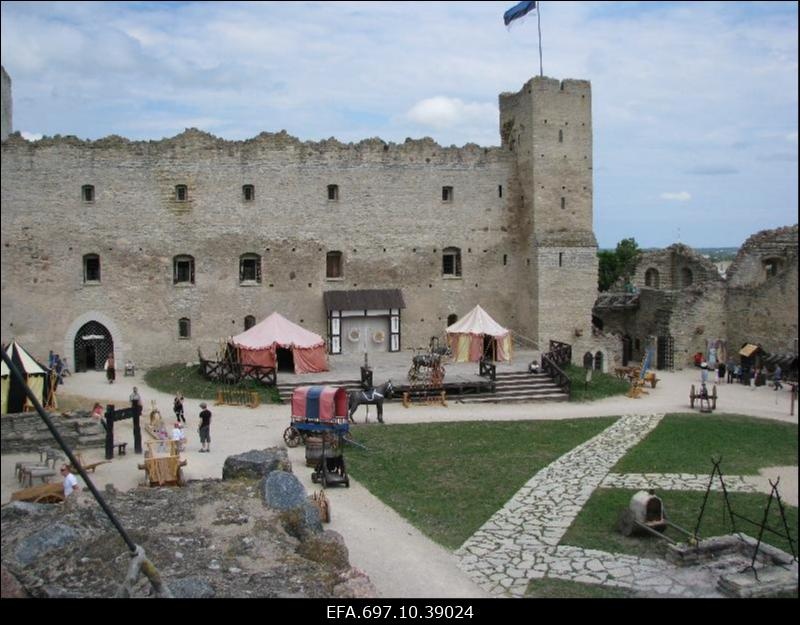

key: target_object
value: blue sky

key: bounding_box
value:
[1,1,797,248]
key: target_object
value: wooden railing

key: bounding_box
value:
[478,358,497,381]
[199,357,277,387]
[478,358,497,393]
[540,340,572,397]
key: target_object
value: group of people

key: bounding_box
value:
[698,357,784,390]
[47,351,70,385]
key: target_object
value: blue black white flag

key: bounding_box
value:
[503,1,537,27]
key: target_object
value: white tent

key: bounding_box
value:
[2,341,47,414]
[446,305,512,363]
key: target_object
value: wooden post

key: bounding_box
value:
[132,402,142,454]
[105,404,115,460]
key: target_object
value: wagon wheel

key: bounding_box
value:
[33,493,64,504]
[689,384,695,408]
[283,426,301,448]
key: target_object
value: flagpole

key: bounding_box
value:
[537,1,543,76]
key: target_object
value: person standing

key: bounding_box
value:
[105,354,116,384]
[171,421,186,452]
[60,464,81,498]
[129,386,141,410]
[173,392,186,424]
[773,364,783,390]
[198,402,212,453]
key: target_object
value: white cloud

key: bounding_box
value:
[406,97,497,131]
[660,192,692,202]
[21,131,43,141]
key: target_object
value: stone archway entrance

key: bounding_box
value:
[74,321,114,372]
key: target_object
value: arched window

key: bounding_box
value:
[242,184,255,201]
[645,268,660,288]
[175,185,188,201]
[244,315,256,330]
[594,351,604,371]
[239,253,262,284]
[327,184,339,201]
[447,314,458,326]
[83,253,100,283]
[442,247,462,277]
[173,255,195,285]
[681,267,693,287]
[326,251,343,279]
[82,184,95,202]
[178,318,191,339]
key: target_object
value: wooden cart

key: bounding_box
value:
[10,482,65,504]
[138,440,187,486]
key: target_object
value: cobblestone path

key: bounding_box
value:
[455,414,767,597]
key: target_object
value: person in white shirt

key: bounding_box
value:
[60,465,80,497]
[171,422,186,452]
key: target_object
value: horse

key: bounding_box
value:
[348,380,394,424]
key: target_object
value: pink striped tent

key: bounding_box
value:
[231,312,329,374]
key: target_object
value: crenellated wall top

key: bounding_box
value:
[1,127,509,165]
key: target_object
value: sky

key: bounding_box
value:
[1,0,797,249]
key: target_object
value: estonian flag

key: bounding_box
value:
[504,1,537,27]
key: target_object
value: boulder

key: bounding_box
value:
[14,523,79,567]
[280,501,323,540]
[222,448,291,481]
[261,470,306,510]
[296,530,349,570]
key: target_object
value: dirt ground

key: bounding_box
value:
[2,357,797,598]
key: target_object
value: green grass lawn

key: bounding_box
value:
[345,417,617,549]
[565,364,630,402]
[612,414,798,474]
[525,577,636,598]
[143,363,282,404]
[561,488,798,559]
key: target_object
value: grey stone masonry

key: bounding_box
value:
[1,411,105,453]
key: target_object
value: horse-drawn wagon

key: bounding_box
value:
[283,386,350,488]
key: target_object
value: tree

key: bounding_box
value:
[598,238,642,291]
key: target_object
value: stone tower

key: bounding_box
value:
[1,66,11,141]
[499,76,597,349]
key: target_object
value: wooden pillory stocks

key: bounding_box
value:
[104,402,143,460]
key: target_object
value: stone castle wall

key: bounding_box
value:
[725,225,798,354]
[1,75,599,368]
[596,227,797,369]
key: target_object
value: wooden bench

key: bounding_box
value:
[20,466,57,488]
